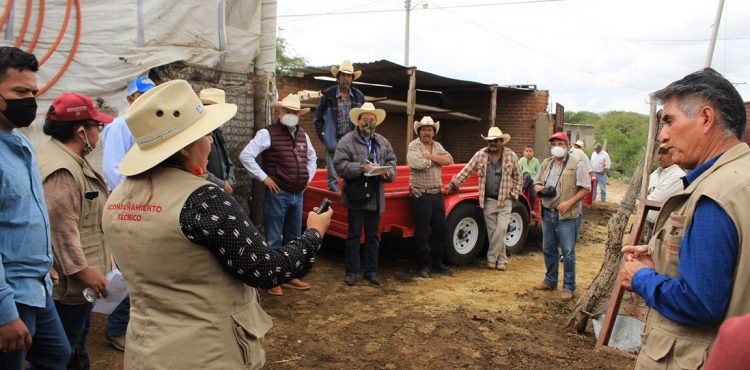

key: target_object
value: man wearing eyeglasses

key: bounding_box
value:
[449,127,523,272]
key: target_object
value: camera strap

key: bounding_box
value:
[543,157,566,190]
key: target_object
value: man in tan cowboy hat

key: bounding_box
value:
[449,127,523,272]
[334,102,397,286]
[532,132,590,300]
[102,80,332,369]
[407,116,454,278]
[200,88,237,195]
[239,93,318,296]
[314,59,365,192]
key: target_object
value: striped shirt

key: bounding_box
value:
[451,146,523,209]
[336,87,352,137]
[407,139,452,192]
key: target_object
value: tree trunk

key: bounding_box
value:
[566,157,645,332]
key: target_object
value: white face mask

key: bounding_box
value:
[281,113,299,127]
[550,146,566,159]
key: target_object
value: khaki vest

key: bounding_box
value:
[102,167,272,370]
[635,143,750,370]
[37,139,111,305]
[538,153,582,220]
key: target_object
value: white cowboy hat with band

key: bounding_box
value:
[331,60,362,80]
[271,93,311,115]
[481,126,511,144]
[349,102,386,126]
[414,116,440,135]
[119,79,238,176]
[199,88,226,105]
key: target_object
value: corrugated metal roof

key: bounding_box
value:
[295,59,534,93]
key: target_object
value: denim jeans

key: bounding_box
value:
[541,208,577,292]
[0,295,70,370]
[345,209,380,276]
[105,295,129,337]
[54,301,93,370]
[593,173,607,201]
[410,193,448,267]
[326,151,339,192]
[263,188,304,249]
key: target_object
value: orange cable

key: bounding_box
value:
[38,0,71,67]
[38,0,80,97]
[0,0,15,32]
[28,0,44,53]
[15,0,33,47]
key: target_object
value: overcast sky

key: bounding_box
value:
[276,0,750,115]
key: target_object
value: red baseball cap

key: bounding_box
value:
[548,131,569,142]
[46,92,113,123]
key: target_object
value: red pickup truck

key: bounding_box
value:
[302,164,541,265]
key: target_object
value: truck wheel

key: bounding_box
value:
[445,203,487,265]
[505,199,530,255]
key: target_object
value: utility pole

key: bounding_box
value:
[404,0,411,66]
[705,0,725,68]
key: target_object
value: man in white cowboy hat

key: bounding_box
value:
[449,127,523,272]
[102,80,332,369]
[407,116,454,278]
[239,93,318,296]
[334,102,397,286]
[200,88,237,194]
[314,59,365,192]
[532,132,590,300]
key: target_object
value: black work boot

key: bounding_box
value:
[418,266,431,278]
[433,262,453,275]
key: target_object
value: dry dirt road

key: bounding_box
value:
[87,180,633,369]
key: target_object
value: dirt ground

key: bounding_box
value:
[87,180,633,369]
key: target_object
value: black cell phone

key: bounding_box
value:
[316,198,331,214]
[84,191,99,200]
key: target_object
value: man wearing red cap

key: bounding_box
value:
[37,92,113,369]
[533,132,590,300]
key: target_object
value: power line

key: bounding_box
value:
[278,0,567,18]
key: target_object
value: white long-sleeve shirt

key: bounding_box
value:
[590,150,611,173]
[646,163,686,222]
[238,127,317,184]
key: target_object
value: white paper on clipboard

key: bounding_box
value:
[92,269,129,314]
[364,166,392,177]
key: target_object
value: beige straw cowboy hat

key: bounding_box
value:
[331,60,362,80]
[271,93,311,115]
[349,102,386,126]
[199,88,225,105]
[119,79,238,176]
[481,127,511,144]
[413,116,440,135]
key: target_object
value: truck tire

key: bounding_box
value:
[505,199,530,255]
[445,202,487,265]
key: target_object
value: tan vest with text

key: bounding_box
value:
[636,143,750,370]
[102,167,272,370]
[538,153,582,220]
[37,139,111,305]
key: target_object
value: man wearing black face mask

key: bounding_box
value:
[0,46,72,369]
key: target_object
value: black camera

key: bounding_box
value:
[537,186,557,198]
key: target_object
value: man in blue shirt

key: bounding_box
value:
[99,76,155,352]
[0,46,70,369]
[620,68,750,368]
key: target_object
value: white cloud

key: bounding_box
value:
[278,0,750,114]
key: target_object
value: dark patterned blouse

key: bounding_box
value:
[179,184,321,289]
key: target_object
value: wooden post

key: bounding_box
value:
[406,67,417,147]
[489,84,498,128]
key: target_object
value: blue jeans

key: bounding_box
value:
[593,173,607,201]
[0,295,71,370]
[326,151,339,192]
[263,188,303,249]
[105,295,129,337]
[541,209,577,292]
[345,209,380,276]
[54,301,92,370]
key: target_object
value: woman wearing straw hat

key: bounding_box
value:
[102,80,332,369]
[333,102,397,286]
[37,92,114,369]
